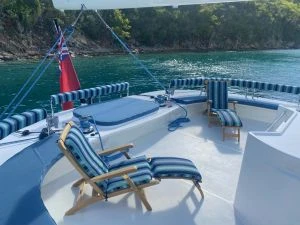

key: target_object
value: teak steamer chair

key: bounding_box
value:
[58,121,204,215]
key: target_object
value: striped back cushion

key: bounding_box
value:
[65,125,109,190]
[169,78,205,89]
[51,82,130,106]
[0,108,47,140]
[207,80,228,110]
[170,77,300,96]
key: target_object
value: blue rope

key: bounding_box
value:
[94,10,166,91]
[168,102,190,132]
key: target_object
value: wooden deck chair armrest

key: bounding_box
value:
[97,143,134,156]
[91,166,137,182]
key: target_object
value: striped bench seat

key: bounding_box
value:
[0,108,47,140]
[150,157,202,182]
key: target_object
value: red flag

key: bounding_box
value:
[55,20,80,110]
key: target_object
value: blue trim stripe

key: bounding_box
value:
[0,134,62,225]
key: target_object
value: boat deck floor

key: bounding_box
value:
[42,113,269,225]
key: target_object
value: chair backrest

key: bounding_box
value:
[207,80,228,110]
[59,122,109,191]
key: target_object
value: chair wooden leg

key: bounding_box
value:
[193,181,204,199]
[238,128,240,142]
[76,181,86,202]
[72,178,85,188]
[138,188,152,211]
[65,196,103,216]
[123,175,152,211]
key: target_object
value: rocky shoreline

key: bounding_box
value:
[2,46,299,63]
[1,34,299,62]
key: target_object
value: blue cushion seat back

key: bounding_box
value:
[150,157,202,182]
[208,80,228,110]
[65,126,109,190]
[0,108,47,140]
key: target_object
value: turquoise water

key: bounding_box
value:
[0,49,300,113]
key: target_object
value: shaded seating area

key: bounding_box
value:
[58,122,204,215]
[206,80,242,142]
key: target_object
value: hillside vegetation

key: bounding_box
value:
[0,0,300,60]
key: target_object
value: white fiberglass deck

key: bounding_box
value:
[42,106,269,225]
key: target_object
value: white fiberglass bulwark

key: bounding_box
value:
[52,0,252,10]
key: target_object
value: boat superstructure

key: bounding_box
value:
[1,77,300,225]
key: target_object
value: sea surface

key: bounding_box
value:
[0,49,300,114]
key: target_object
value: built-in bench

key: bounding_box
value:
[50,82,130,112]
[169,77,300,109]
[0,108,47,140]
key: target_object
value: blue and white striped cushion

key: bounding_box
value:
[150,157,202,182]
[65,126,109,190]
[171,77,300,96]
[109,155,151,171]
[50,82,130,105]
[106,168,152,194]
[213,109,242,127]
[169,78,205,89]
[0,108,47,140]
[104,156,153,194]
[208,80,228,110]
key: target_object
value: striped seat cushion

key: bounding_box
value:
[105,168,152,194]
[105,155,152,194]
[0,108,47,140]
[213,109,242,127]
[65,126,109,190]
[109,155,151,171]
[150,157,202,182]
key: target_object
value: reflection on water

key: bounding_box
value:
[0,49,300,113]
